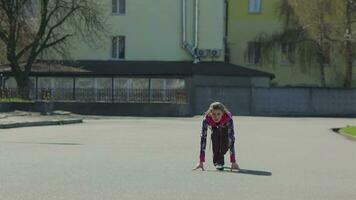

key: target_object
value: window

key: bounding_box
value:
[112,0,126,15]
[246,42,261,64]
[248,0,261,13]
[150,79,186,103]
[281,43,295,64]
[111,36,125,59]
[114,78,149,102]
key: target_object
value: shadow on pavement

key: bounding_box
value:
[35,142,83,145]
[206,167,272,176]
[3,142,83,145]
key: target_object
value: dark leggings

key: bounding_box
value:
[211,126,229,165]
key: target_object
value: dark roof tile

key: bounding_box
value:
[0,60,275,78]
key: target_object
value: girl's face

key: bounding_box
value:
[211,109,223,123]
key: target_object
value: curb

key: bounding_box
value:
[0,118,83,129]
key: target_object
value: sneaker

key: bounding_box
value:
[215,164,224,171]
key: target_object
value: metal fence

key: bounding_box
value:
[0,88,19,99]
[0,88,188,104]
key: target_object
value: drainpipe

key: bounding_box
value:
[182,0,187,47]
[224,0,230,63]
[193,0,200,64]
[181,0,200,64]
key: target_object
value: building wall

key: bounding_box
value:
[57,0,225,62]
[227,0,356,87]
[193,75,270,87]
[194,87,356,116]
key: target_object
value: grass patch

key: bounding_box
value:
[340,126,356,137]
[0,98,33,103]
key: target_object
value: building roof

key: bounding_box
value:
[0,60,275,78]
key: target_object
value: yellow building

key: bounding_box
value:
[1,0,273,106]
[227,0,356,87]
[57,0,225,62]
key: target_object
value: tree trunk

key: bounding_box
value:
[320,62,326,87]
[344,1,354,88]
[14,72,31,99]
[344,42,353,88]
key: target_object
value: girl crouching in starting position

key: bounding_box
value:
[194,102,240,171]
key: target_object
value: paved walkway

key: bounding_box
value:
[0,116,355,200]
[0,111,83,128]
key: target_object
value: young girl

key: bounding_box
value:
[194,102,240,171]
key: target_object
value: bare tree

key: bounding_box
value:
[0,5,7,64]
[334,0,356,87]
[257,0,356,87]
[292,0,356,87]
[0,41,5,64]
[0,0,107,98]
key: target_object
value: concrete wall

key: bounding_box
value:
[2,87,356,117]
[193,75,270,87]
[191,75,270,115]
[252,87,311,115]
[0,103,14,112]
[194,86,251,115]
[311,89,356,116]
[194,87,356,117]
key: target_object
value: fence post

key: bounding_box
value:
[73,77,76,101]
[0,74,3,90]
[249,86,254,115]
[148,78,151,103]
[35,76,38,100]
[112,77,114,102]
[308,87,314,116]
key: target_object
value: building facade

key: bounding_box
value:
[55,0,225,62]
[1,0,274,116]
[227,0,356,87]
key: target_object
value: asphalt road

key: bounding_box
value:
[0,116,355,200]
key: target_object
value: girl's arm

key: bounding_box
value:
[227,118,236,163]
[199,119,208,162]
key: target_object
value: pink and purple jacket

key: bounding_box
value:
[199,112,236,163]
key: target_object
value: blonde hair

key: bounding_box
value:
[204,102,229,117]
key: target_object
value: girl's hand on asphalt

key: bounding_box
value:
[193,162,205,171]
[231,162,240,171]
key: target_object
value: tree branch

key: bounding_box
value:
[39,33,72,52]
[324,34,342,43]
[0,29,8,42]
[24,33,72,75]
[21,1,78,62]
